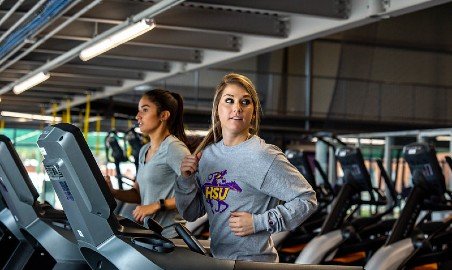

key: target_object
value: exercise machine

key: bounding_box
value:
[124,126,143,171]
[0,134,89,269]
[365,143,451,270]
[277,150,336,261]
[295,146,397,265]
[0,191,30,269]
[105,130,131,190]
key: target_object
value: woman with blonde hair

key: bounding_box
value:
[175,73,317,262]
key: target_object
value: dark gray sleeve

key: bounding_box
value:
[167,141,191,176]
[175,174,206,222]
[252,154,318,234]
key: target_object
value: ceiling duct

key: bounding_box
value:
[0,0,76,61]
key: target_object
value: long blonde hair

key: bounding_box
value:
[194,73,261,154]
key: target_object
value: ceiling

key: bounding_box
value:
[0,0,450,131]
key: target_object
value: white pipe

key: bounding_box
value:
[0,0,47,43]
[0,0,185,95]
[0,0,25,28]
[0,0,95,72]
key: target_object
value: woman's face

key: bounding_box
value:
[217,84,254,137]
[136,96,161,135]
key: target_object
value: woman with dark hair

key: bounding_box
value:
[106,89,190,238]
[175,73,317,261]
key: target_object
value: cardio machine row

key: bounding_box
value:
[276,138,451,270]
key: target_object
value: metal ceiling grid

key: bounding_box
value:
[0,0,450,129]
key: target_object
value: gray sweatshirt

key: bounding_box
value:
[175,135,317,262]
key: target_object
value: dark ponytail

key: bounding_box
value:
[169,92,189,148]
[142,89,189,149]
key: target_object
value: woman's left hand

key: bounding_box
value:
[229,212,254,236]
[133,203,160,223]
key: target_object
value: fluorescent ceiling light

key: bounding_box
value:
[1,111,62,122]
[341,137,385,145]
[87,116,104,123]
[436,136,451,141]
[13,72,50,94]
[80,19,156,61]
[362,138,385,145]
[134,84,152,91]
[186,129,209,137]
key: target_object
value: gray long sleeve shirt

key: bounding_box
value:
[175,136,317,262]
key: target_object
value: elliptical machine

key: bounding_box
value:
[365,143,452,270]
[277,150,336,261]
[295,146,397,265]
[105,130,130,190]
[105,128,144,218]
[123,126,143,172]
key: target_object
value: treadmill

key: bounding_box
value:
[366,143,451,270]
[37,123,361,270]
[0,134,89,269]
[0,189,32,269]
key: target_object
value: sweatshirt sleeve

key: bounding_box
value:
[175,173,206,222]
[252,154,318,234]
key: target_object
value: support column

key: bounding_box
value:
[278,48,289,114]
[305,41,313,130]
[384,136,393,178]
[417,133,427,143]
[194,70,200,108]
[315,140,328,185]
[328,146,337,185]
[257,52,271,111]
[449,132,452,191]
[384,136,394,207]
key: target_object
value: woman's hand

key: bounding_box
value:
[229,212,254,237]
[180,152,202,178]
[133,203,160,223]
